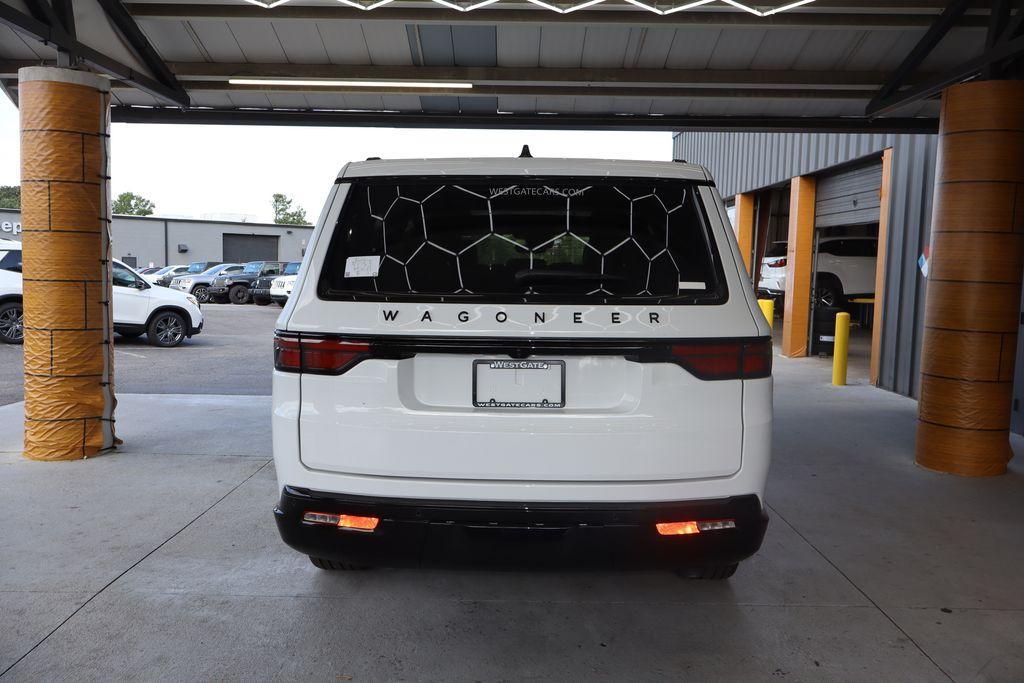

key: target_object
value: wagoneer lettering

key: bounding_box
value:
[272,156,772,577]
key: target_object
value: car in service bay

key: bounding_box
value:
[170,262,244,303]
[0,255,203,347]
[209,260,286,304]
[272,156,773,579]
[758,236,878,308]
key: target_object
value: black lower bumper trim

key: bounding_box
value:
[275,487,768,570]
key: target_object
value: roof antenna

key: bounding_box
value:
[519,144,532,158]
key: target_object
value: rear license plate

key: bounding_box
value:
[473,360,566,409]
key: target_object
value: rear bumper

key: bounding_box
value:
[274,486,768,569]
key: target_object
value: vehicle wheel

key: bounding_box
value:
[147,310,187,348]
[228,284,250,305]
[0,301,24,344]
[675,564,738,580]
[254,297,269,306]
[191,285,210,303]
[277,301,286,308]
[814,277,844,308]
[309,556,370,571]
[117,330,144,339]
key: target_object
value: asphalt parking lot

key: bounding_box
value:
[0,303,281,407]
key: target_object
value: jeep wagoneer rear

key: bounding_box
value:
[272,157,772,578]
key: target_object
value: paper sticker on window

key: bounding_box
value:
[678,281,706,290]
[345,255,381,278]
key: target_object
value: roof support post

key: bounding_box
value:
[916,79,1024,477]
[781,176,816,359]
[18,66,119,461]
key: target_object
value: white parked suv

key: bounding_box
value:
[758,236,878,307]
[0,254,203,347]
[269,261,301,306]
[272,157,772,578]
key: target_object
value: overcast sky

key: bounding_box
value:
[0,97,672,224]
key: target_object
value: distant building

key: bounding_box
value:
[0,208,312,269]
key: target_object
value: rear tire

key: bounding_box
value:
[147,310,187,348]
[228,284,250,305]
[675,563,738,580]
[0,300,24,344]
[277,301,286,308]
[309,556,370,571]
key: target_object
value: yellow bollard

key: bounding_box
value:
[757,299,774,330]
[832,311,851,386]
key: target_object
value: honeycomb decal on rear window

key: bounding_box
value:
[319,178,725,304]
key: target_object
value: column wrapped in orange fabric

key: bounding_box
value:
[19,67,117,460]
[916,80,1024,477]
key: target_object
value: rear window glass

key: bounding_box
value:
[318,177,726,304]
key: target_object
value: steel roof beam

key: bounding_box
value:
[868,0,973,108]
[124,4,990,29]
[94,0,184,93]
[0,3,190,107]
[110,105,939,134]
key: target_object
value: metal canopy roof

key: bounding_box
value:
[0,1,1020,132]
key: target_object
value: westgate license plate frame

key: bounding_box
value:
[472,359,566,409]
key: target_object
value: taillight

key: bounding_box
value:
[274,335,371,375]
[766,258,787,268]
[670,338,772,380]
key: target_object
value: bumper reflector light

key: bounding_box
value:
[303,511,380,532]
[656,519,736,536]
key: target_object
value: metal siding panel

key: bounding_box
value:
[418,25,455,66]
[271,21,330,63]
[538,26,585,68]
[315,22,372,64]
[224,21,287,63]
[581,27,630,68]
[453,26,497,67]
[188,21,247,62]
[360,23,416,66]
[136,19,206,62]
[496,26,540,68]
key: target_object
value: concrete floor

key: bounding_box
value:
[1,358,1023,680]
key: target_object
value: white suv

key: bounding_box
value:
[0,255,203,347]
[272,157,772,578]
[759,236,878,308]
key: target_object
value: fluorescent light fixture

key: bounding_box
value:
[229,78,473,89]
[431,0,501,9]
[336,0,393,8]
[242,0,291,7]
[526,0,605,13]
[625,0,715,15]
[762,0,816,15]
[719,0,816,16]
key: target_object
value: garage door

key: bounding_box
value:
[815,161,883,228]
[223,234,279,263]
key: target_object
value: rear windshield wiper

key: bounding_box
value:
[514,269,626,285]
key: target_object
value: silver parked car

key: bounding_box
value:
[170,263,244,303]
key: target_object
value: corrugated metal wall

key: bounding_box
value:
[674,131,939,399]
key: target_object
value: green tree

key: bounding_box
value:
[272,193,308,225]
[112,191,156,216]
[0,185,20,209]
